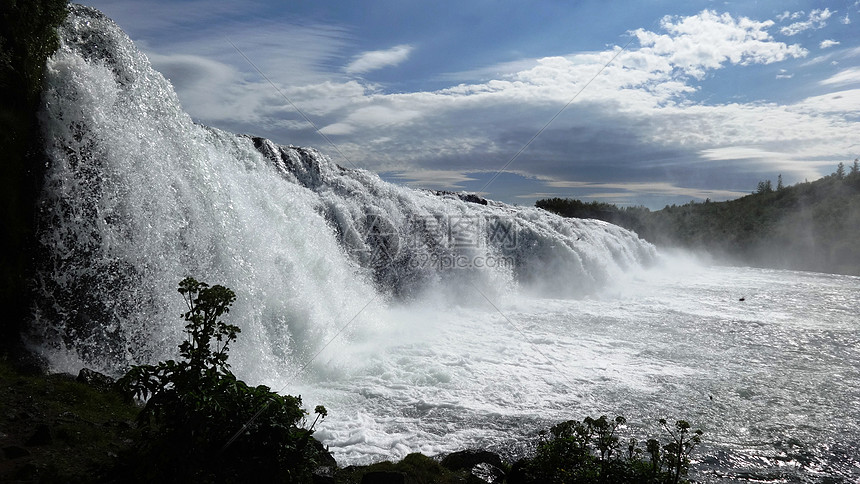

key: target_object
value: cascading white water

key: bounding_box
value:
[33,5,654,377]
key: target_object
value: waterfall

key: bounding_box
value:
[31,5,655,378]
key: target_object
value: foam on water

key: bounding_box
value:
[295,265,860,482]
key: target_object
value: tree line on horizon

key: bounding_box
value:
[536,161,860,275]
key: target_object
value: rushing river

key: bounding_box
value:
[294,260,860,482]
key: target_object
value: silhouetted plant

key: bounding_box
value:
[512,415,703,483]
[659,419,702,484]
[117,277,327,483]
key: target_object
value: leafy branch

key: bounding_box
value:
[116,277,328,482]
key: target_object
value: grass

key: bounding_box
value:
[0,358,141,482]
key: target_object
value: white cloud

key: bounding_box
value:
[387,169,479,190]
[780,8,833,36]
[345,45,413,74]
[320,104,422,135]
[699,146,793,162]
[296,11,845,196]
[820,39,841,49]
[699,146,830,182]
[128,17,355,92]
[540,180,748,200]
[819,68,860,86]
[439,58,541,83]
[146,51,374,128]
[632,10,806,80]
[776,11,804,22]
[146,52,262,122]
[776,68,793,79]
[801,46,860,67]
[795,88,860,113]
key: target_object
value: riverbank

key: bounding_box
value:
[0,357,505,483]
[0,358,140,482]
[0,356,701,483]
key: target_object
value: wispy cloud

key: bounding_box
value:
[388,169,479,190]
[776,68,793,79]
[345,45,413,74]
[820,39,841,49]
[85,0,256,35]
[780,8,833,36]
[819,67,860,86]
[801,45,860,67]
[794,89,860,115]
[540,180,749,201]
[776,11,804,22]
[699,146,834,182]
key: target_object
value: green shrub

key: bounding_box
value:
[512,415,702,484]
[117,277,327,483]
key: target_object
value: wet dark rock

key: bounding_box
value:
[25,423,52,446]
[441,449,504,471]
[361,470,406,484]
[310,437,338,468]
[427,189,489,205]
[312,471,336,484]
[470,462,506,483]
[76,367,115,392]
[441,449,506,483]
[458,193,489,205]
[309,437,338,483]
[9,350,49,376]
[57,411,79,422]
[3,445,31,459]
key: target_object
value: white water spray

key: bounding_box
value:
[33,6,654,378]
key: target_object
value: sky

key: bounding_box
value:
[82,0,860,209]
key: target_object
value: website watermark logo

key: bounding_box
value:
[407,252,515,270]
[352,213,401,266]
[351,214,518,269]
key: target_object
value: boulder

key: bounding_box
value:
[361,470,406,484]
[310,437,338,468]
[76,368,115,392]
[440,449,504,471]
[441,449,506,483]
[25,423,52,446]
[2,445,31,459]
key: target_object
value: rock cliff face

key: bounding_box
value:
[0,0,68,357]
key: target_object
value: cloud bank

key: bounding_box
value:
[129,8,858,207]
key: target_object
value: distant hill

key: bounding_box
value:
[536,163,860,275]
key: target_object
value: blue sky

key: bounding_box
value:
[83,0,860,208]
